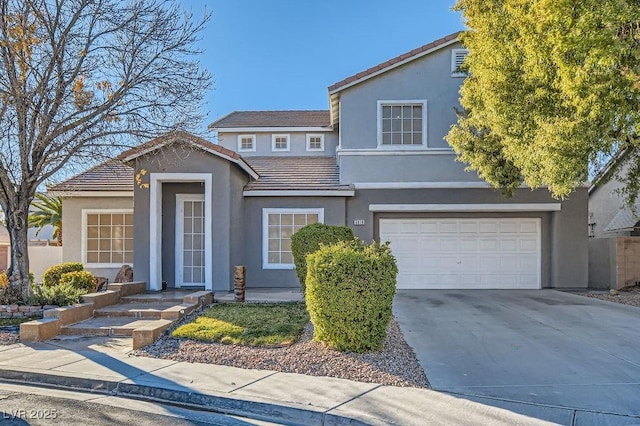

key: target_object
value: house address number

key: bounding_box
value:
[353,219,365,226]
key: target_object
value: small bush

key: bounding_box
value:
[31,283,84,306]
[0,272,37,304]
[0,271,8,288]
[59,271,95,293]
[43,262,84,287]
[305,240,398,353]
[291,223,354,293]
[0,285,23,305]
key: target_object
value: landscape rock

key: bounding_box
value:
[114,265,133,283]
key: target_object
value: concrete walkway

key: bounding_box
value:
[394,290,640,426]
[0,337,553,426]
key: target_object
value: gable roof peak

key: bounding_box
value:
[328,31,462,94]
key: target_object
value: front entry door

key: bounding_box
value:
[175,194,206,287]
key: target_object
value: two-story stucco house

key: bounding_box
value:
[50,32,589,292]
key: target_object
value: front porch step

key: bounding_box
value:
[94,302,179,319]
[60,317,173,337]
[121,290,196,304]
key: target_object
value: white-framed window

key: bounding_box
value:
[237,134,256,152]
[451,48,469,77]
[271,134,290,152]
[306,134,324,152]
[82,209,133,267]
[377,100,427,147]
[262,208,324,269]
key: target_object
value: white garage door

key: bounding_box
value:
[379,218,541,289]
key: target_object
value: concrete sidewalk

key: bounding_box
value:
[0,337,561,426]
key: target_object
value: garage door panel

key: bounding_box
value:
[380,218,541,290]
[479,240,499,251]
[459,239,478,251]
[499,239,518,251]
[459,222,478,233]
[439,239,458,252]
[519,238,538,251]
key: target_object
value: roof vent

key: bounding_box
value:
[451,48,468,77]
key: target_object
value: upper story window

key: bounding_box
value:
[271,134,290,152]
[378,100,427,147]
[237,134,256,152]
[451,48,469,77]
[306,134,324,152]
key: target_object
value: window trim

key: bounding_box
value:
[262,208,324,269]
[376,100,428,149]
[81,209,134,268]
[237,134,256,152]
[451,48,469,77]
[271,134,290,152]
[305,134,325,152]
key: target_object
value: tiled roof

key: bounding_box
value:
[209,111,331,129]
[244,157,350,191]
[328,32,462,93]
[118,130,241,161]
[48,160,133,192]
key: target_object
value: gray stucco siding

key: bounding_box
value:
[339,153,482,183]
[216,131,338,157]
[61,195,133,282]
[345,187,588,289]
[160,183,204,288]
[338,42,463,151]
[241,196,347,288]
[132,144,250,292]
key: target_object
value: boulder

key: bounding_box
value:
[114,265,133,283]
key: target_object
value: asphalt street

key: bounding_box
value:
[0,382,277,425]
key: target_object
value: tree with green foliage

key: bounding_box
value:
[28,194,63,246]
[447,0,640,203]
[0,0,212,299]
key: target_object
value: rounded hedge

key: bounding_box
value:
[305,240,398,353]
[290,223,354,293]
[43,262,84,287]
[59,271,96,293]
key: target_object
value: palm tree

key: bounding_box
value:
[28,194,63,246]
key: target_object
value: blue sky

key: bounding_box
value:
[181,1,465,129]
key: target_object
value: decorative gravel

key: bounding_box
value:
[579,286,640,307]
[132,309,429,388]
[0,329,19,345]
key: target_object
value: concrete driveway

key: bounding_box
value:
[394,290,640,425]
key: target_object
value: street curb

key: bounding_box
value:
[0,368,369,426]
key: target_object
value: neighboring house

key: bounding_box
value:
[27,225,57,246]
[588,153,640,289]
[0,226,9,271]
[49,32,588,291]
[0,223,59,275]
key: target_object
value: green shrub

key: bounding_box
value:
[59,271,95,293]
[31,283,84,306]
[291,223,354,293]
[43,262,84,287]
[305,240,398,353]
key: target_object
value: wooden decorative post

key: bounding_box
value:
[234,266,246,302]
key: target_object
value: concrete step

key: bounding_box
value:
[121,290,197,304]
[94,302,179,319]
[60,317,173,337]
